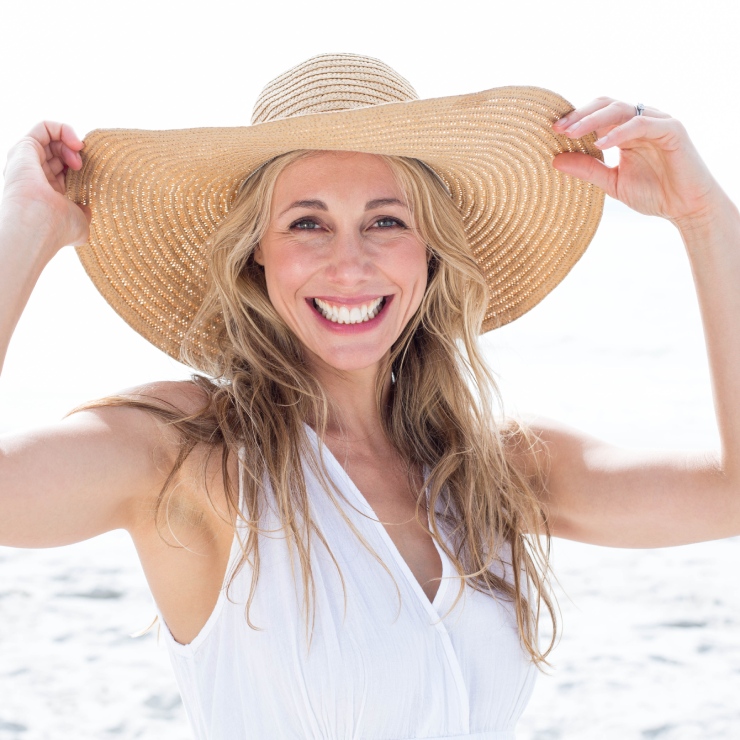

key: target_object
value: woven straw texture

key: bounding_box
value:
[66,53,604,371]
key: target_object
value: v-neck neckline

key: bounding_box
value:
[303,423,472,732]
[303,423,450,614]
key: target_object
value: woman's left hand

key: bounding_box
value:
[552,98,722,229]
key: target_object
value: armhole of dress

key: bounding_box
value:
[154,445,247,657]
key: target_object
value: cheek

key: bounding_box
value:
[399,242,429,295]
[262,246,315,311]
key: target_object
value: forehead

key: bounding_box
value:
[273,151,402,200]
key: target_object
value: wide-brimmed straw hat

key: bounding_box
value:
[66,53,604,371]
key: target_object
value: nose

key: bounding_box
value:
[325,229,373,285]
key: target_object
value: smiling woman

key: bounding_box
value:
[1,52,740,740]
[122,143,554,661]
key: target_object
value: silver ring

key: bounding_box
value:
[635,103,645,117]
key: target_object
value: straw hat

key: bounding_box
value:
[66,53,604,371]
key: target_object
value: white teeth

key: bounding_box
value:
[314,297,385,324]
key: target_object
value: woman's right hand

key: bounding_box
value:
[1,122,91,256]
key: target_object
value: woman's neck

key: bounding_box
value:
[307,359,391,444]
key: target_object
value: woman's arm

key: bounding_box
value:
[0,397,177,547]
[0,123,182,548]
[0,122,89,372]
[530,99,740,547]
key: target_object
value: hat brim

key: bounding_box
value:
[66,86,604,371]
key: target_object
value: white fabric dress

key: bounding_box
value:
[156,425,537,739]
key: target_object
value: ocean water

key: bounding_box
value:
[1,199,738,738]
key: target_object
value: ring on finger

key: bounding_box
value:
[634,103,645,117]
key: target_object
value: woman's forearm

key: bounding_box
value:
[0,125,89,374]
[678,194,740,479]
[0,209,58,374]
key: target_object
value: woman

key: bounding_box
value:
[1,54,738,738]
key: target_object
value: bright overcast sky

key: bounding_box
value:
[0,0,738,430]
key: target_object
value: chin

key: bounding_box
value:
[308,345,391,375]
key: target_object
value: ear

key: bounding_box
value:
[253,244,264,266]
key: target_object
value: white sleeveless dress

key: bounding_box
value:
[156,425,537,739]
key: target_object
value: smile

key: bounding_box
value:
[312,297,387,325]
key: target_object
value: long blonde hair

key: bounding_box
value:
[73,150,556,664]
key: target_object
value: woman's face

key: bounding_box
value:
[254,151,428,374]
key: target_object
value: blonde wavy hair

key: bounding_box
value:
[74,150,556,664]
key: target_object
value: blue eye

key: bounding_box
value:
[291,218,321,230]
[375,217,405,228]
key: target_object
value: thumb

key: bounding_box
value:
[553,152,615,196]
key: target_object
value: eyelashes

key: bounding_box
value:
[374,217,407,229]
[290,218,321,230]
[289,216,407,231]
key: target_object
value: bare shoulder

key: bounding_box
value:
[499,415,549,474]
[111,377,211,423]
[121,377,211,409]
[0,378,216,549]
[509,413,602,452]
[108,378,234,530]
[77,377,211,471]
[502,414,605,487]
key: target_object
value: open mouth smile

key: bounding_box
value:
[306,296,393,330]
[311,296,389,325]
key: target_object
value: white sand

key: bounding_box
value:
[2,200,739,738]
[1,534,188,739]
[3,535,738,738]
[519,538,740,738]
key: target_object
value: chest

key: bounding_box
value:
[320,443,443,603]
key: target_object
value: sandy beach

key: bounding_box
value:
[1,201,739,738]
[3,534,738,738]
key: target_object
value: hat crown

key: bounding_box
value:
[251,53,419,125]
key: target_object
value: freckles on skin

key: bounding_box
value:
[254,152,429,373]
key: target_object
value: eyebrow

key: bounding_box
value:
[365,197,407,210]
[279,197,407,217]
